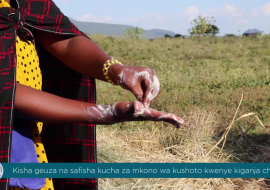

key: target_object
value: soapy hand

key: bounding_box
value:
[82,101,184,127]
[108,65,160,108]
[113,101,185,128]
[105,65,183,127]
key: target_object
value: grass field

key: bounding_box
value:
[91,35,270,189]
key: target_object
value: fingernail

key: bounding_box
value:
[179,119,185,125]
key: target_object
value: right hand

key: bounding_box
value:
[108,64,161,108]
[113,101,185,128]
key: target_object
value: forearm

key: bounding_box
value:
[14,84,116,124]
[14,84,184,127]
[34,31,122,82]
[33,30,161,106]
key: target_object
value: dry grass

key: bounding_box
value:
[97,107,270,190]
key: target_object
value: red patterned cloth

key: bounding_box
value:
[0,0,97,189]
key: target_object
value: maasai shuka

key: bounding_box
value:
[0,0,97,189]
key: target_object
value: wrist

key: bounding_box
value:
[107,63,124,85]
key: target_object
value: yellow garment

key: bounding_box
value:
[0,1,54,190]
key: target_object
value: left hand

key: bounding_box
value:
[108,64,160,108]
[112,101,185,128]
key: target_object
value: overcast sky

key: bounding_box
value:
[54,0,270,35]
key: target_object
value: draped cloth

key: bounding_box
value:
[0,0,97,189]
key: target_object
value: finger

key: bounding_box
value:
[142,79,152,108]
[143,75,160,108]
[132,101,185,127]
[129,84,144,102]
[156,112,185,126]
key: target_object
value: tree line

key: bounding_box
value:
[124,15,264,39]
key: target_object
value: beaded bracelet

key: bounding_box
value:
[103,58,123,85]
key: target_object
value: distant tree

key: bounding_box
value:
[124,27,145,39]
[164,34,184,39]
[188,16,219,37]
[174,34,182,38]
[205,25,219,36]
[164,34,172,38]
[225,34,237,37]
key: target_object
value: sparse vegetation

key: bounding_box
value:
[90,34,270,189]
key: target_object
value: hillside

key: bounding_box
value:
[69,18,176,39]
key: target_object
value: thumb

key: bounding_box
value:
[130,84,144,103]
